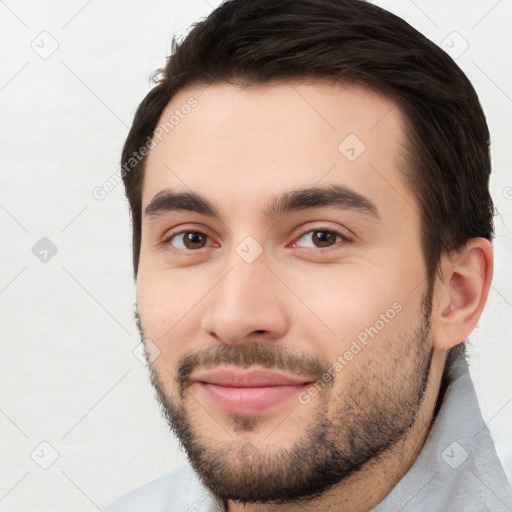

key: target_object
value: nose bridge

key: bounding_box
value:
[202,247,289,343]
[217,249,276,318]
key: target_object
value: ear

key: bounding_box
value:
[431,238,493,350]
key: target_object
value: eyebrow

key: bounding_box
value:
[145,190,219,218]
[144,184,380,221]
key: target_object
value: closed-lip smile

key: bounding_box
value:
[191,367,315,415]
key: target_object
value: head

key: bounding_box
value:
[122,0,494,506]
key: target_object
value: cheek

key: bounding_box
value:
[136,267,208,358]
[283,263,404,351]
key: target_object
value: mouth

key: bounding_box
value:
[191,367,314,415]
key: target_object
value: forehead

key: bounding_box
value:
[142,80,415,223]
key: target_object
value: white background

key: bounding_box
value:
[0,0,511,510]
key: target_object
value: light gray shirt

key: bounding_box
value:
[105,354,512,511]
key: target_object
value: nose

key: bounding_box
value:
[200,252,290,345]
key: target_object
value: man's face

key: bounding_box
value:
[136,82,434,503]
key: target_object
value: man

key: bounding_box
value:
[105,0,512,510]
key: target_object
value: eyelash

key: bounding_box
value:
[291,228,347,250]
[162,227,349,252]
[163,230,217,251]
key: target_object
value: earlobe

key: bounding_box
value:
[432,238,493,350]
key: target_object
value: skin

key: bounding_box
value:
[136,81,493,511]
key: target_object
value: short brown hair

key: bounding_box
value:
[122,0,494,295]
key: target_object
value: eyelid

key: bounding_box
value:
[161,225,218,250]
[289,225,353,248]
[171,232,213,248]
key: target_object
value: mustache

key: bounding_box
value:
[135,307,331,393]
[176,343,330,394]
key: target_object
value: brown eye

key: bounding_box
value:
[312,231,338,247]
[295,230,342,248]
[170,231,210,250]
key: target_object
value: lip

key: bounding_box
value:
[193,368,313,387]
[192,368,314,415]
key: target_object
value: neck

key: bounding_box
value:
[226,349,447,512]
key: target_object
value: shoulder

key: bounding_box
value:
[103,463,213,512]
[373,352,512,511]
